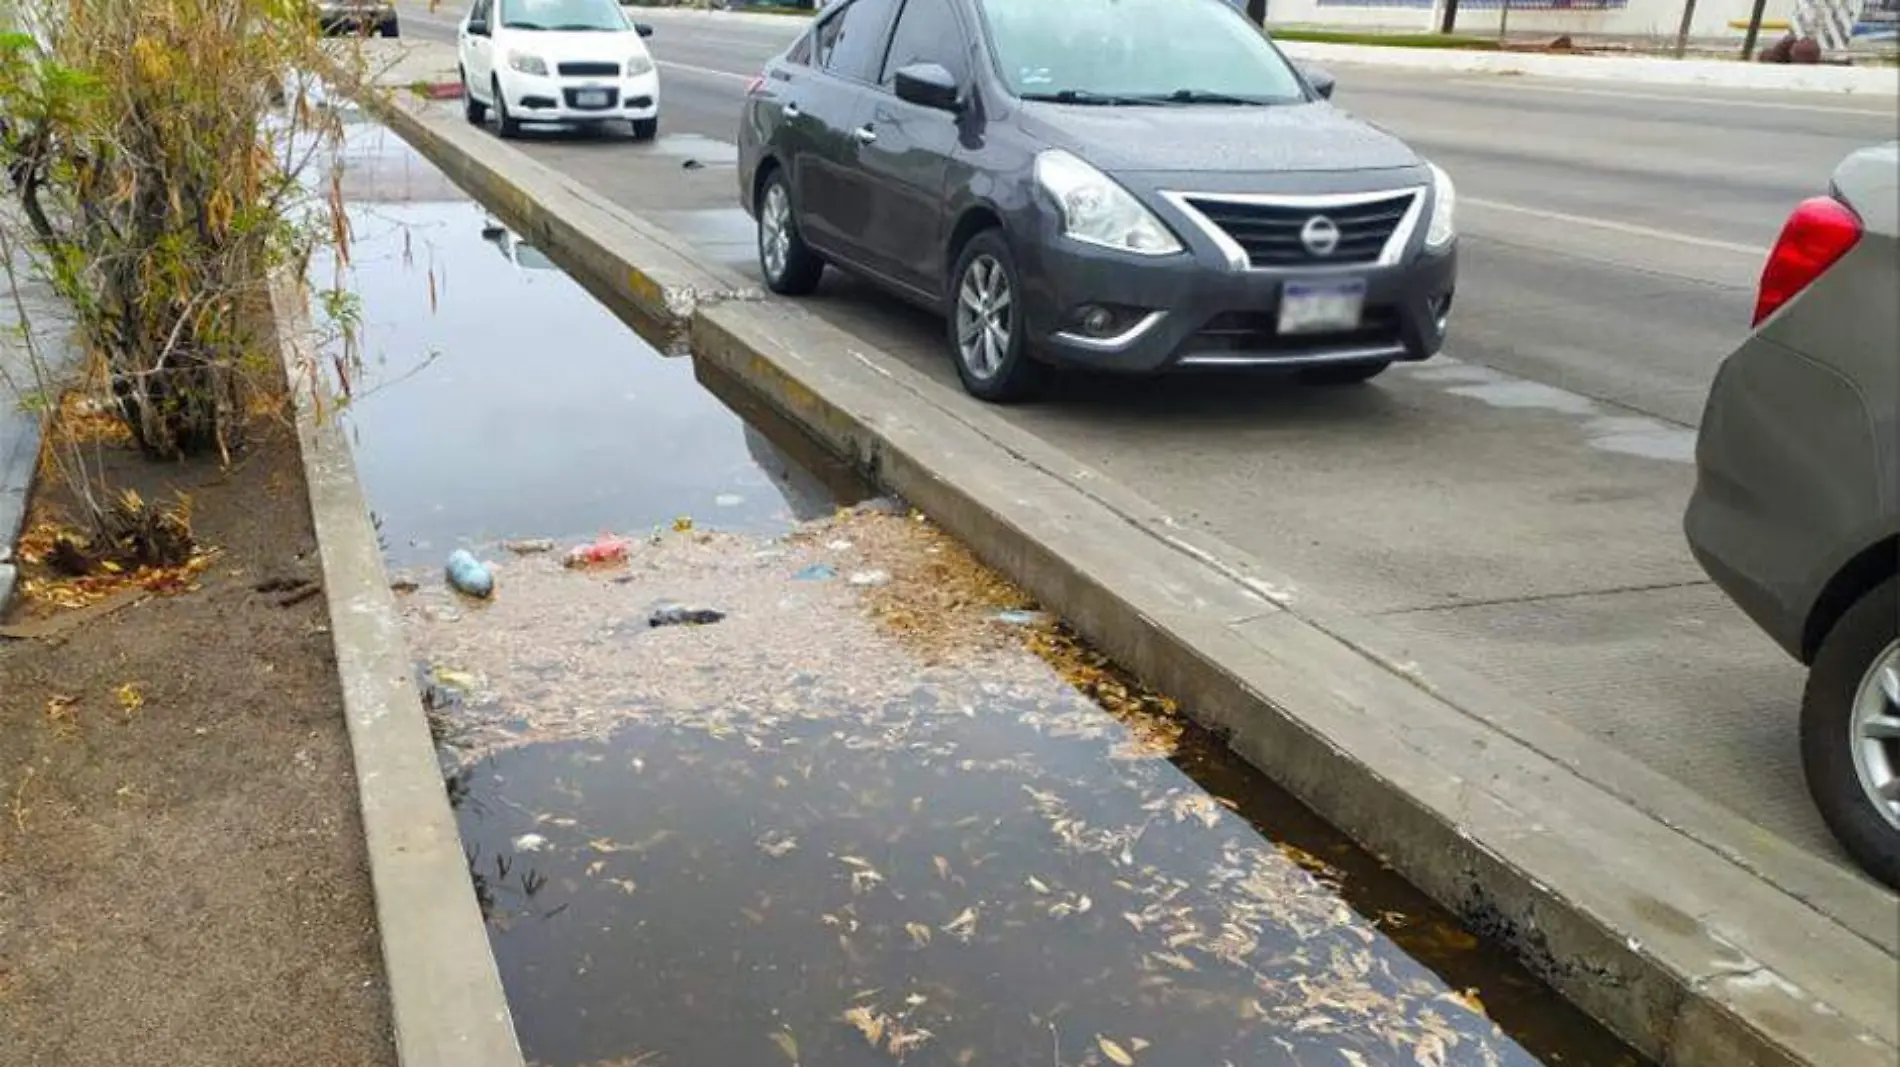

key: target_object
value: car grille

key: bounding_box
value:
[1181,192,1418,268]
[1191,307,1403,355]
[562,86,621,110]
[557,61,620,77]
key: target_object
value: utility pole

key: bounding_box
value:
[1440,0,1461,34]
[1499,0,1512,41]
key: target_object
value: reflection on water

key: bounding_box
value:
[309,201,837,567]
[407,512,1642,1067]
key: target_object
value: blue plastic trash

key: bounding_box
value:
[445,549,495,599]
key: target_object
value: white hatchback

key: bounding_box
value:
[458,0,661,140]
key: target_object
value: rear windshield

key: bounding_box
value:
[974,0,1307,104]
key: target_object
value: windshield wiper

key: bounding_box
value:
[549,23,609,30]
[1019,88,1158,106]
[1149,89,1272,106]
[503,20,546,29]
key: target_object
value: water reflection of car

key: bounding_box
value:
[737,0,1456,402]
[480,220,559,271]
[458,0,661,141]
[1684,141,1899,889]
[316,0,399,36]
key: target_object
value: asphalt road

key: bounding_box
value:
[392,5,1899,875]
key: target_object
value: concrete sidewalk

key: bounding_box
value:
[0,235,78,608]
[345,56,1898,1067]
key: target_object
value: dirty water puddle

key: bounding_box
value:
[319,148,1641,1067]
[402,511,1630,1067]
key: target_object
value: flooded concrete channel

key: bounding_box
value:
[319,116,1645,1067]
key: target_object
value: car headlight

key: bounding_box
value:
[1033,149,1181,256]
[625,53,654,76]
[507,52,548,76]
[1425,162,1456,249]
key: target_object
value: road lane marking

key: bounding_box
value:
[659,60,753,82]
[1445,77,1898,117]
[1463,198,1768,257]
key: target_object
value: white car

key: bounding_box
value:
[458,0,661,140]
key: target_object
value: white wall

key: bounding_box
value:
[1266,0,1801,42]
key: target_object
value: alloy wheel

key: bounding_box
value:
[1851,639,1900,831]
[955,254,1013,381]
[760,183,792,283]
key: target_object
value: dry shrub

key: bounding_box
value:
[0,0,364,535]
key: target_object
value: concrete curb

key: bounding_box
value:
[356,87,1900,1067]
[272,274,525,1067]
[630,6,1900,95]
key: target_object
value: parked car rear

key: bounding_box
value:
[1685,141,1900,888]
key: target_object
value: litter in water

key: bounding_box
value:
[648,603,726,628]
[847,569,891,588]
[504,538,556,555]
[566,536,633,569]
[793,563,837,582]
[445,549,495,599]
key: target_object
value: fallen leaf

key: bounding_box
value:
[1098,1036,1136,1065]
[843,1005,886,1048]
[769,1030,799,1063]
[114,683,144,713]
[941,906,978,942]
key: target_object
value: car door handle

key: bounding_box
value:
[853,124,877,145]
[782,102,800,118]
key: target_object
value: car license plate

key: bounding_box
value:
[574,89,610,108]
[1277,279,1365,335]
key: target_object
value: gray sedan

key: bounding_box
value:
[736,0,1456,401]
[1686,141,1899,888]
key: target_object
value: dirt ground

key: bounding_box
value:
[0,419,395,1067]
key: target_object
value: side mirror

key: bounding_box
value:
[893,62,959,112]
[1301,64,1336,100]
[635,22,654,37]
[466,17,489,35]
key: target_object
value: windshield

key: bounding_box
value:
[498,0,629,31]
[975,0,1307,104]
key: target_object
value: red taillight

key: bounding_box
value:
[1753,196,1861,327]
[745,74,765,95]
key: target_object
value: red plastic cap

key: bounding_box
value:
[1754,196,1862,327]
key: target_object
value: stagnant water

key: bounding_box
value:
[320,162,1647,1067]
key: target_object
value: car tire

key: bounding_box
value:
[948,230,1044,403]
[1300,360,1391,386]
[379,16,398,37]
[492,78,521,139]
[1801,576,1900,889]
[462,69,487,124]
[755,169,824,296]
[631,117,659,141]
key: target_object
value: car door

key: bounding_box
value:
[791,0,898,262]
[461,0,495,93]
[856,0,974,298]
